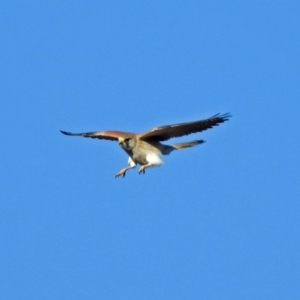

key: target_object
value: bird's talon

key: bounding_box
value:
[115,171,126,178]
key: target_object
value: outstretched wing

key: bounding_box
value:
[138,113,231,142]
[60,130,136,141]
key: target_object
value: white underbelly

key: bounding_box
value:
[131,152,163,166]
[146,153,163,165]
[131,141,164,165]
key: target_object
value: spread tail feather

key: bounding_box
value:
[172,140,205,150]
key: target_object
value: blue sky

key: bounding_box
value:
[1,1,300,299]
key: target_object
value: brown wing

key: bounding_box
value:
[138,113,231,142]
[60,130,136,141]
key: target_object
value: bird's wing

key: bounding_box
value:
[60,130,136,141]
[138,113,231,142]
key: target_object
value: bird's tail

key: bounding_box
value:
[171,140,205,150]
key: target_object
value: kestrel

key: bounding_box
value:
[61,113,231,177]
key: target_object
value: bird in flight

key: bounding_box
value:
[61,113,231,178]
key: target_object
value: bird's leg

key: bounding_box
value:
[115,166,134,178]
[138,163,152,175]
[115,157,136,178]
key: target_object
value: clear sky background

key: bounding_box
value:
[1,1,300,299]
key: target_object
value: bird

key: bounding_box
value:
[60,113,231,178]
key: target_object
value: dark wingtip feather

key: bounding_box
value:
[60,130,79,136]
[60,130,70,135]
[220,113,232,120]
[211,113,232,122]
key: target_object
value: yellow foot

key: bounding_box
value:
[138,165,146,174]
[115,169,127,178]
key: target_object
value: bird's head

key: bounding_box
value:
[118,137,136,151]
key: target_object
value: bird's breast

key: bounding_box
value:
[131,140,162,165]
